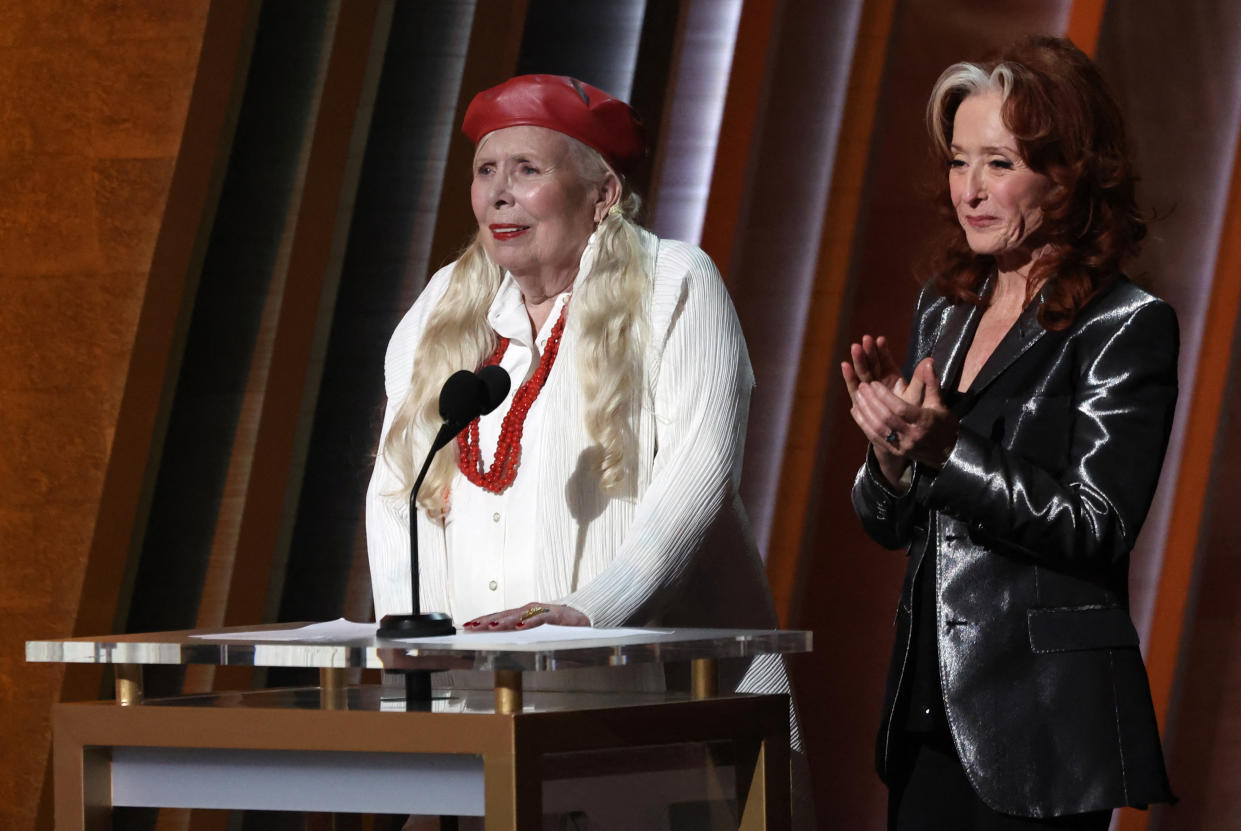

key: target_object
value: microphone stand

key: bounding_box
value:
[376,421,461,704]
[375,368,509,704]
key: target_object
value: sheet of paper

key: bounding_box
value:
[188,620,668,647]
[190,618,379,642]
[393,624,668,646]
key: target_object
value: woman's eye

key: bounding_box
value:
[989,159,1014,170]
[948,159,966,169]
[521,165,539,175]
[476,164,493,176]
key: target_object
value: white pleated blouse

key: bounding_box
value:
[365,228,778,633]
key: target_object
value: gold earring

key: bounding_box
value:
[608,203,622,218]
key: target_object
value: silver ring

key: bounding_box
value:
[885,431,899,446]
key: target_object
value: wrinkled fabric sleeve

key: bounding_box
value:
[558,244,754,627]
[923,298,1179,568]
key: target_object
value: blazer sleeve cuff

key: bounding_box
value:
[863,445,916,497]
[853,445,919,528]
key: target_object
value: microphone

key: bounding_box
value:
[477,365,511,415]
[430,367,510,452]
[377,366,511,641]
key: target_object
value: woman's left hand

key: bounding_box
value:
[462,602,590,631]
[853,357,959,469]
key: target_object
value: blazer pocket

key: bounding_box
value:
[1027,606,1140,654]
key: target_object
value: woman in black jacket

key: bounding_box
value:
[843,36,1177,830]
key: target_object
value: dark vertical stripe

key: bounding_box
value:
[513,0,645,94]
[279,0,477,631]
[124,1,337,702]
[427,0,531,274]
[626,0,688,205]
[225,0,394,638]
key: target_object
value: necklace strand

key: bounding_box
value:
[456,302,569,493]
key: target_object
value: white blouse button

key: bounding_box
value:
[492,512,501,523]
[488,580,498,591]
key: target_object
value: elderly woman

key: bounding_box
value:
[844,37,1177,830]
[368,73,778,641]
[366,75,807,825]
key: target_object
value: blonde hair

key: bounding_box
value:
[383,138,650,517]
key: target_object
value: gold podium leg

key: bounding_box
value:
[494,669,522,714]
[691,657,718,699]
[115,664,142,706]
[319,668,348,710]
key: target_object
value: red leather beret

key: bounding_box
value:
[462,75,645,178]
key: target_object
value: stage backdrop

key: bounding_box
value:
[2,1,1239,830]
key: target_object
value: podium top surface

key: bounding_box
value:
[27,623,811,672]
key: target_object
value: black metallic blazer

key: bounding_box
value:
[852,276,1178,817]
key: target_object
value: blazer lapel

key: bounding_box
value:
[930,283,988,392]
[965,291,1047,395]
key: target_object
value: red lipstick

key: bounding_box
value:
[490,224,529,240]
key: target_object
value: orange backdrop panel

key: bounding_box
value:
[0,3,211,830]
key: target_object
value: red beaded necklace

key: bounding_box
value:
[456,302,569,493]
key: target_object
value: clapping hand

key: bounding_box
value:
[852,357,958,472]
[842,335,918,486]
[841,334,905,399]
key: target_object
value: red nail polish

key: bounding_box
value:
[515,621,525,628]
[488,621,499,628]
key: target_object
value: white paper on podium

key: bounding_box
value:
[189,618,379,642]
[394,624,668,646]
[187,620,667,646]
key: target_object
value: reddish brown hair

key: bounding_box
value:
[926,36,1145,329]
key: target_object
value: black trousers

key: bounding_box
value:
[888,730,1112,831]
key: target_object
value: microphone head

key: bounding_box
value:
[476,365,512,415]
[438,370,486,423]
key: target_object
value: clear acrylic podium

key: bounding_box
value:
[28,624,811,830]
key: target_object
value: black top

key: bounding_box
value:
[901,386,970,733]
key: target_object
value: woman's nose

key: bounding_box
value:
[489,175,513,207]
[963,169,985,203]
